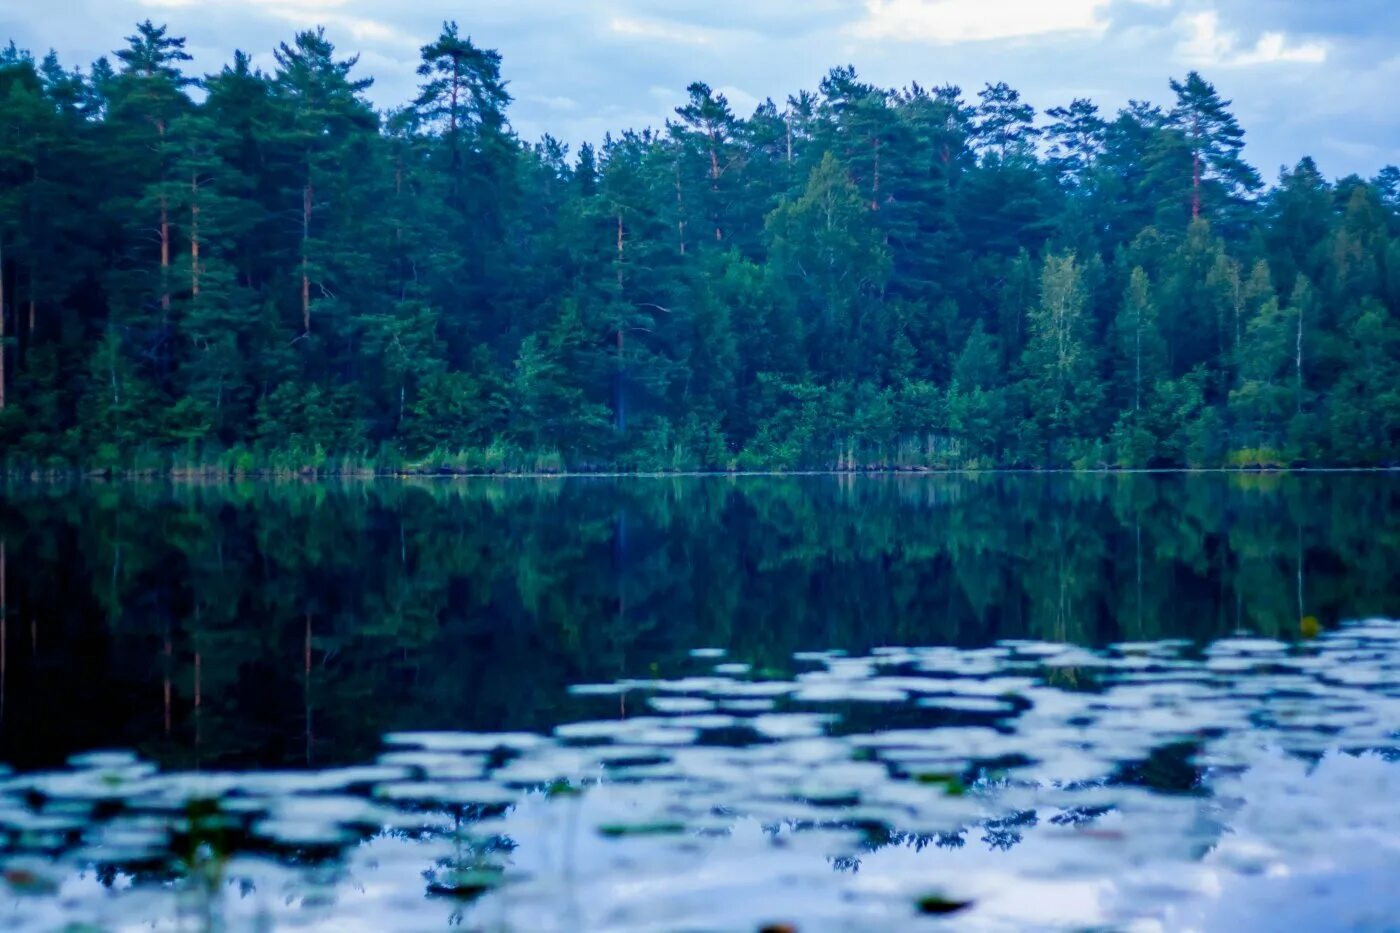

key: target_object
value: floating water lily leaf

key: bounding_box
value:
[597,820,687,838]
[915,893,974,916]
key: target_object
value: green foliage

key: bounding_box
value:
[0,26,1397,471]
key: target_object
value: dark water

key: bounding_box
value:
[1,473,1396,771]
[0,474,1397,930]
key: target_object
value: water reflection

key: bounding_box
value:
[1,473,1399,771]
[0,626,1395,930]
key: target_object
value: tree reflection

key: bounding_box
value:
[0,473,1397,769]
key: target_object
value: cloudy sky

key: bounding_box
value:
[3,0,1397,180]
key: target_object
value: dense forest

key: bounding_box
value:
[1,21,1399,472]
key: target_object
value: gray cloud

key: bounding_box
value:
[1,0,1395,177]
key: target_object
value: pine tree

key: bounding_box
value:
[974,82,1039,160]
[1046,98,1106,186]
[415,22,506,175]
[269,29,376,338]
[1166,72,1261,225]
[670,82,741,243]
[109,21,194,332]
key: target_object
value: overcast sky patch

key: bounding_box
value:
[1,0,1395,177]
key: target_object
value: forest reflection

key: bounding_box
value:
[0,473,1396,772]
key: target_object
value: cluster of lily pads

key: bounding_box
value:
[1,621,1397,930]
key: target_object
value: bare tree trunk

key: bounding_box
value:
[190,173,201,297]
[394,157,404,299]
[1191,152,1201,220]
[1230,267,1243,389]
[0,241,6,411]
[301,180,313,335]
[449,62,460,166]
[1134,304,1142,412]
[615,328,626,433]
[616,213,625,287]
[158,120,170,314]
[1295,301,1304,413]
[25,159,36,345]
[674,164,686,256]
[160,193,171,313]
[1190,118,1202,221]
[709,139,723,242]
[871,137,881,211]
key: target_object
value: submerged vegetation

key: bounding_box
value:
[1,22,1400,471]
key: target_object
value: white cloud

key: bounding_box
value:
[608,16,720,46]
[717,85,761,115]
[527,94,580,111]
[269,8,417,49]
[852,0,1111,44]
[136,0,417,49]
[1178,11,1326,67]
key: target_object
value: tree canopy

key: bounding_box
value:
[1,24,1398,472]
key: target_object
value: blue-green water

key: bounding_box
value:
[0,474,1396,930]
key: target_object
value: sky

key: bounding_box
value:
[2,0,1398,180]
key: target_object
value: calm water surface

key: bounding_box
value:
[0,474,1396,930]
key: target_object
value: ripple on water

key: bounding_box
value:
[1,620,1398,931]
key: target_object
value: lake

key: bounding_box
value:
[0,474,1397,930]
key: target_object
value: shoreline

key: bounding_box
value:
[2,465,1397,483]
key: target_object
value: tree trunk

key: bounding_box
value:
[1134,308,1142,413]
[301,179,313,335]
[617,329,626,429]
[0,241,6,412]
[190,173,201,297]
[394,157,404,299]
[871,137,881,211]
[709,138,723,242]
[616,213,625,287]
[160,194,171,312]
[449,57,461,172]
[1190,118,1202,220]
[674,164,687,256]
[1295,301,1304,413]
